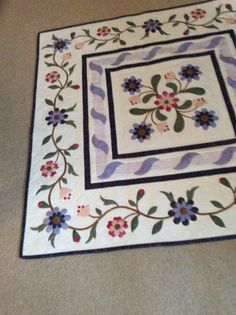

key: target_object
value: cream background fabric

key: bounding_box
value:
[1,0,236,314]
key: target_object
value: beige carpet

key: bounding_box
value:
[1,0,236,314]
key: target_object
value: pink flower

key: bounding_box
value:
[164,71,176,83]
[40,160,59,177]
[129,95,141,105]
[224,17,236,24]
[77,205,90,217]
[75,42,85,50]
[156,122,170,133]
[97,26,111,37]
[62,53,72,61]
[154,91,179,111]
[45,71,60,83]
[193,98,207,107]
[191,8,206,19]
[60,188,72,200]
[107,217,128,238]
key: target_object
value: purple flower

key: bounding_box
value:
[54,38,71,53]
[192,108,218,130]
[143,19,163,33]
[168,197,198,225]
[129,122,154,142]
[121,76,142,95]
[45,108,68,126]
[43,207,71,234]
[178,64,202,82]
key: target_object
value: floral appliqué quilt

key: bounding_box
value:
[21,0,236,258]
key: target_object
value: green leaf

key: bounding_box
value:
[56,135,62,143]
[142,93,156,103]
[65,103,77,112]
[86,224,97,243]
[71,85,80,89]
[95,42,106,50]
[36,185,52,195]
[31,224,47,232]
[45,62,55,67]
[48,232,56,247]
[43,151,57,159]
[168,14,176,22]
[178,100,192,110]
[126,21,136,27]
[147,206,157,215]
[152,220,163,234]
[64,150,71,156]
[181,87,205,95]
[113,38,119,43]
[61,177,67,184]
[166,82,178,94]
[211,200,223,209]
[172,22,179,27]
[42,135,51,145]
[184,14,190,21]
[52,34,59,41]
[210,215,225,228]
[63,62,69,68]
[161,191,174,202]
[89,39,95,45]
[216,5,222,15]
[67,80,72,87]
[70,32,76,39]
[129,200,136,207]
[48,85,60,89]
[95,208,102,216]
[174,111,185,133]
[83,29,90,36]
[131,216,139,232]
[44,53,53,58]
[45,99,54,106]
[155,109,167,121]
[69,65,76,76]
[65,120,76,128]
[42,44,53,49]
[151,74,161,92]
[219,178,232,189]
[58,95,63,102]
[186,186,199,201]
[127,29,135,33]
[130,108,153,115]
[100,196,118,206]
[67,163,78,176]
[112,27,120,32]
[225,4,233,11]
[119,39,126,46]
[204,24,219,30]
[188,26,196,30]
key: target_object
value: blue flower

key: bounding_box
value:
[45,108,68,126]
[43,207,71,234]
[143,19,163,33]
[178,64,202,82]
[192,108,218,130]
[54,38,71,53]
[129,123,154,142]
[168,197,198,225]
[121,76,142,95]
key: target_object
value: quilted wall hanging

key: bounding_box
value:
[21,0,236,258]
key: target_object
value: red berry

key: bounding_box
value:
[38,201,43,207]
[74,236,80,242]
[138,189,145,195]
[219,177,226,184]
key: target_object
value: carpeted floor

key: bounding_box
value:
[0,0,236,314]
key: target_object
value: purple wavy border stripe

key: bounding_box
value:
[214,147,236,165]
[227,77,236,89]
[91,108,107,124]
[134,158,159,175]
[92,135,109,154]
[142,47,161,60]
[98,162,123,179]
[175,42,194,53]
[220,54,236,68]
[90,83,105,100]
[111,52,131,65]
[174,153,199,170]
[206,36,224,49]
[89,61,103,75]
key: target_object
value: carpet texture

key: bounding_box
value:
[1,0,236,314]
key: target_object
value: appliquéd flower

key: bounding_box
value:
[179,64,202,82]
[53,38,71,52]
[45,71,60,84]
[142,19,163,33]
[191,8,206,19]
[164,71,176,83]
[168,197,198,225]
[129,95,141,105]
[75,42,85,50]
[156,122,170,133]
[60,188,72,200]
[45,108,68,126]
[107,217,128,237]
[62,53,72,61]
[97,26,111,36]
[154,91,179,111]
[129,123,154,142]
[43,208,71,234]
[77,205,90,217]
[121,76,143,95]
[40,161,59,177]
[224,17,236,24]
[192,108,218,130]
